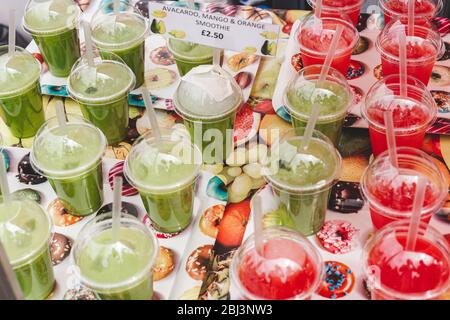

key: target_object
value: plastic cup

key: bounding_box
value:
[362,74,437,157]
[307,0,364,26]
[0,198,54,300]
[376,20,443,86]
[363,220,450,300]
[72,213,158,300]
[67,55,136,145]
[23,0,81,77]
[30,115,107,216]
[168,39,214,76]
[0,46,45,138]
[380,0,443,26]
[284,65,353,146]
[124,132,202,234]
[263,129,342,236]
[360,147,448,230]
[298,15,359,76]
[230,226,324,300]
[91,1,148,88]
[174,65,243,164]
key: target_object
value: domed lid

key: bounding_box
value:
[174,65,243,121]
[0,199,51,267]
[0,47,41,98]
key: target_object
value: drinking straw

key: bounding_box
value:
[187,0,195,10]
[399,27,408,98]
[405,176,427,251]
[112,176,123,243]
[0,153,10,202]
[141,87,162,140]
[8,9,15,57]
[253,194,264,256]
[82,21,95,68]
[408,0,415,37]
[213,48,221,67]
[301,24,343,151]
[55,101,67,127]
[384,109,399,168]
[315,0,323,18]
[114,0,121,15]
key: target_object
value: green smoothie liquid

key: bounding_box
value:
[126,137,201,234]
[268,137,340,236]
[68,61,135,145]
[0,200,54,300]
[24,0,81,77]
[77,227,154,300]
[168,39,214,76]
[286,80,351,146]
[31,121,106,216]
[92,12,147,88]
[0,50,45,138]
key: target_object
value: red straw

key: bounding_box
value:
[405,176,427,251]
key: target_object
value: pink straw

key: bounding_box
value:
[405,176,427,251]
[315,0,323,18]
[384,109,398,168]
[408,0,415,37]
[399,27,408,98]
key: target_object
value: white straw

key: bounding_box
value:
[82,21,95,68]
[384,108,399,168]
[300,104,321,151]
[399,27,408,98]
[405,175,427,251]
[114,0,121,14]
[213,48,221,67]
[0,153,10,202]
[319,24,344,85]
[187,0,195,9]
[141,87,162,140]
[315,0,323,18]
[55,101,66,127]
[112,176,123,243]
[253,194,264,256]
[8,9,16,57]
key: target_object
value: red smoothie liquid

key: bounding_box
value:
[312,0,362,26]
[367,98,430,157]
[367,233,450,299]
[299,23,356,76]
[238,238,318,300]
[383,0,437,26]
[368,173,437,229]
[381,36,438,85]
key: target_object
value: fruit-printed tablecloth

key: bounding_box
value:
[2,0,449,300]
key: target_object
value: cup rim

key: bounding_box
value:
[379,0,443,19]
[71,215,159,292]
[359,147,449,218]
[22,0,81,36]
[362,220,450,300]
[307,0,365,11]
[230,226,324,300]
[30,114,108,179]
[0,46,42,98]
[90,1,149,50]
[124,131,203,193]
[283,64,353,122]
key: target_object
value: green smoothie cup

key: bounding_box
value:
[264,129,342,236]
[124,132,202,234]
[23,0,81,77]
[72,214,158,300]
[30,115,107,216]
[0,198,54,300]
[0,46,45,139]
[168,39,214,76]
[91,1,148,88]
[284,65,353,146]
[67,57,135,145]
[174,65,243,164]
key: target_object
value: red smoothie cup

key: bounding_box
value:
[307,0,364,26]
[360,147,448,230]
[230,227,324,300]
[380,0,443,26]
[298,16,359,76]
[376,21,443,86]
[362,74,437,157]
[363,220,450,300]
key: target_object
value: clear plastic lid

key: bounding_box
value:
[168,39,214,61]
[30,114,107,179]
[174,65,243,121]
[0,198,51,268]
[91,1,148,50]
[67,56,135,104]
[23,0,81,35]
[0,46,41,98]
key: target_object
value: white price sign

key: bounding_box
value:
[147,2,280,57]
